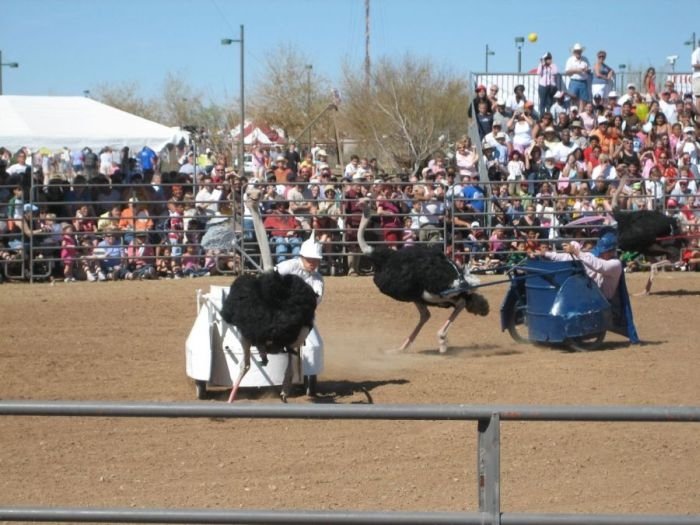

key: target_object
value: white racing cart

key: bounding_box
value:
[185,285,303,400]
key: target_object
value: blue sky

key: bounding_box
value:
[1,0,699,103]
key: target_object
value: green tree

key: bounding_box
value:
[340,54,470,175]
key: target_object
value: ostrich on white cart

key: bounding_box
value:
[185,188,321,402]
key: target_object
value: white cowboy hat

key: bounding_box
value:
[572,43,585,52]
[299,234,323,260]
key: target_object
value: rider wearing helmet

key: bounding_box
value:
[539,230,639,343]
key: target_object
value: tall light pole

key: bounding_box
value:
[667,56,678,73]
[618,64,626,93]
[0,50,20,96]
[305,64,313,154]
[83,90,91,98]
[684,32,697,51]
[221,24,245,176]
[485,44,495,73]
[514,36,525,74]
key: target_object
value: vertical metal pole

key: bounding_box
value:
[306,65,313,153]
[485,45,489,73]
[517,46,522,74]
[477,413,501,525]
[239,24,245,178]
[0,50,3,96]
[364,0,370,89]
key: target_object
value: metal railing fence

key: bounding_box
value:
[1,401,699,524]
[0,175,680,282]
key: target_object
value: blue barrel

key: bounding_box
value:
[521,259,610,343]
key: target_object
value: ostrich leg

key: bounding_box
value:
[280,351,294,403]
[395,302,431,352]
[643,259,673,295]
[437,301,466,354]
[228,341,252,403]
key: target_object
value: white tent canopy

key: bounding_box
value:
[230,120,286,145]
[0,95,187,152]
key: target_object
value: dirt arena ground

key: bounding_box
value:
[1,270,699,521]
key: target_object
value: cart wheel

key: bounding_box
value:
[567,332,606,352]
[195,380,208,400]
[506,297,529,344]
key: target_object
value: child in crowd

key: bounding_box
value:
[60,223,78,282]
[123,232,157,280]
[155,244,176,279]
[96,228,125,280]
[181,244,210,278]
[402,215,416,248]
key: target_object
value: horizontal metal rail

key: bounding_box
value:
[1,400,699,422]
[0,507,698,524]
[3,402,698,524]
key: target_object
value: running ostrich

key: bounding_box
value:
[356,201,489,353]
[609,179,687,294]
[220,188,318,402]
[613,209,686,294]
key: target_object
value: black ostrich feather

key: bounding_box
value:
[367,245,463,303]
[221,271,318,351]
[614,210,684,257]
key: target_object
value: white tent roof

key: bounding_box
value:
[230,120,286,145]
[0,95,187,152]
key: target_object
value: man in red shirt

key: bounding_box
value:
[263,199,302,264]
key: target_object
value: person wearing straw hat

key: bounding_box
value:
[275,234,325,396]
[565,43,591,113]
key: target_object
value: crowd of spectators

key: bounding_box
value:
[2,44,700,282]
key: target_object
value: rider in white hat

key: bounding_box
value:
[275,232,325,395]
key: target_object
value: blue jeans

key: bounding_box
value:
[568,78,590,103]
[272,236,302,264]
[243,218,255,241]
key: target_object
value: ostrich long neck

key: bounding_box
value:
[245,189,274,271]
[357,206,373,255]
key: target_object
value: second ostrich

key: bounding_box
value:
[613,209,686,294]
[356,202,489,353]
[220,188,318,402]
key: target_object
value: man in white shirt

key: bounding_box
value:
[549,91,568,121]
[6,149,31,176]
[692,42,700,113]
[565,43,591,112]
[677,127,700,165]
[343,155,360,181]
[194,175,220,216]
[483,121,510,148]
[553,129,578,163]
[617,84,637,107]
[275,236,325,396]
[658,90,678,124]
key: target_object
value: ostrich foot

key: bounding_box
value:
[258,351,269,367]
[280,391,289,403]
[386,337,413,354]
[438,339,448,354]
